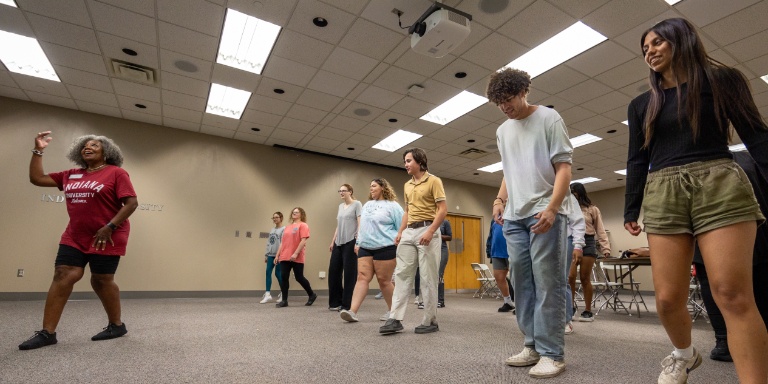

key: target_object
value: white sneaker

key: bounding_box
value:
[414,295,421,305]
[658,349,702,384]
[277,292,282,302]
[505,347,540,367]
[565,322,574,335]
[528,357,565,378]
[379,311,390,321]
[259,292,273,304]
[339,309,359,323]
[374,292,383,300]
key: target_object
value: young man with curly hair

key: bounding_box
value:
[487,68,573,378]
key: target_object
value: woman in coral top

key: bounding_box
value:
[275,207,317,307]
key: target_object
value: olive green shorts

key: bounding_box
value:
[642,158,764,236]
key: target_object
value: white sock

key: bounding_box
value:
[504,296,512,304]
[673,345,694,359]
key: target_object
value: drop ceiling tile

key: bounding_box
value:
[581,91,631,114]
[700,0,768,45]
[371,111,414,128]
[286,0,356,44]
[468,103,502,122]
[96,32,159,69]
[0,6,35,37]
[317,0,367,15]
[0,85,27,99]
[272,29,335,69]
[388,96,435,118]
[339,102,384,123]
[354,85,404,110]
[202,113,240,129]
[76,100,122,118]
[255,78,304,102]
[593,58,647,90]
[25,13,100,53]
[331,99,351,114]
[497,0,576,48]
[449,19,491,57]
[200,125,236,138]
[677,0,760,27]
[286,103,328,124]
[403,118,441,136]
[293,89,341,112]
[304,135,342,150]
[709,49,739,68]
[345,82,368,101]
[88,0,156,45]
[54,66,113,93]
[160,71,210,98]
[372,66,427,95]
[570,114,614,134]
[277,116,316,134]
[66,84,118,107]
[343,133,380,147]
[157,0,224,37]
[447,114,488,133]
[210,64,261,92]
[393,50,455,78]
[619,79,650,99]
[358,0,429,34]
[612,9,677,52]
[322,47,379,81]
[164,117,201,132]
[544,0,611,19]
[532,65,588,95]
[240,109,283,127]
[159,49,213,82]
[426,126,465,142]
[456,0,535,30]
[121,109,162,125]
[262,56,317,87]
[11,74,71,98]
[463,32,527,71]
[0,70,17,88]
[327,114,367,132]
[564,41,635,78]
[582,0,667,39]
[382,38,411,65]
[473,122,500,140]
[158,22,218,61]
[433,59,493,91]
[245,94,293,116]
[307,70,357,98]
[117,95,160,114]
[17,0,91,28]
[163,104,202,123]
[339,18,405,61]
[316,126,353,141]
[560,106,597,125]
[269,128,307,144]
[411,136,448,151]
[39,43,108,76]
[112,78,161,102]
[161,89,206,111]
[24,90,77,109]
[725,30,768,62]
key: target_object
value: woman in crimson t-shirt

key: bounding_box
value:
[274,207,317,307]
[19,131,138,351]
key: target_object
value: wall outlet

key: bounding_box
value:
[235,230,240,237]
[319,271,326,279]
[17,269,24,277]
[246,231,252,238]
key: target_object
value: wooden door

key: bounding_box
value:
[443,214,482,292]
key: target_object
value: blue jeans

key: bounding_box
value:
[266,256,282,292]
[504,214,567,361]
[566,236,574,323]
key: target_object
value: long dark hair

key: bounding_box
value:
[570,183,592,208]
[640,18,766,148]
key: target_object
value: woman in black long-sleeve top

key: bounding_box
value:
[624,18,768,384]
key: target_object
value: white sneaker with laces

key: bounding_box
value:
[339,309,359,322]
[259,292,273,304]
[505,347,540,367]
[277,292,282,302]
[658,348,702,384]
[528,357,565,378]
[565,322,574,335]
[374,292,383,300]
[380,311,390,321]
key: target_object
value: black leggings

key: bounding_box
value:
[279,261,314,301]
[328,240,357,309]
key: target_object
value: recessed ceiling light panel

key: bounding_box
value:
[0,0,17,7]
[372,130,422,152]
[0,30,60,82]
[571,177,601,184]
[217,9,281,75]
[420,91,488,125]
[478,162,503,173]
[206,83,252,119]
[571,133,602,148]
[614,169,627,175]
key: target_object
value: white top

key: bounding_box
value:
[566,194,585,250]
[496,106,573,220]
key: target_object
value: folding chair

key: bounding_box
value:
[688,267,708,322]
[610,264,649,317]
[470,263,496,298]
[478,263,502,299]
[594,262,630,315]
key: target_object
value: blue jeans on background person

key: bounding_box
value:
[266,256,282,293]
[504,214,567,361]
[566,236,574,323]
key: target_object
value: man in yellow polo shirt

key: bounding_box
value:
[380,148,447,335]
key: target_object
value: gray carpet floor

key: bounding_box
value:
[0,293,737,383]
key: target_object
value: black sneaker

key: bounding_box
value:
[577,310,594,322]
[92,323,127,341]
[306,293,318,306]
[437,302,445,308]
[710,337,733,362]
[379,319,404,334]
[19,330,57,350]
[414,322,439,334]
[276,301,288,308]
[498,303,515,313]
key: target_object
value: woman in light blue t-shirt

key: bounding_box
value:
[340,178,404,323]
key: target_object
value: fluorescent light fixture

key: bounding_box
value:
[372,130,422,152]
[501,22,606,78]
[205,83,251,119]
[621,120,629,125]
[571,177,601,184]
[615,169,627,175]
[0,30,59,81]
[420,91,488,125]
[729,144,747,152]
[761,74,768,85]
[217,8,281,74]
[571,133,602,148]
[478,162,503,173]
[665,0,683,5]
[0,0,18,7]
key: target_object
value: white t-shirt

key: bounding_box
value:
[497,106,573,220]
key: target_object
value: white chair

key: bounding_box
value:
[478,263,502,299]
[470,263,497,299]
[688,267,708,322]
[594,262,630,316]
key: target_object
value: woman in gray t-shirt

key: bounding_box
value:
[328,183,362,311]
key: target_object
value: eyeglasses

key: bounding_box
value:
[272,216,280,219]
[338,190,349,193]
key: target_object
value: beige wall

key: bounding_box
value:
[0,97,498,295]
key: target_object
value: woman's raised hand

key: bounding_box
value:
[35,131,52,150]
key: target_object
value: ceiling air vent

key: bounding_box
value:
[458,148,488,159]
[111,59,156,85]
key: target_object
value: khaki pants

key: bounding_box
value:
[390,226,441,326]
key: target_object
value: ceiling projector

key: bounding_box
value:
[409,3,472,58]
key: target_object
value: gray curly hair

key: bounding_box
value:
[66,135,125,168]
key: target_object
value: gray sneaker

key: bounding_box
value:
[379,319,403,334]
[339,309,359,322]
[658,349,702,384]
[92,323,127,341]
[414,322,439,334]
[379,311,390,321]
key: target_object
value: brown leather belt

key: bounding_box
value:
[407,220,433,229]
